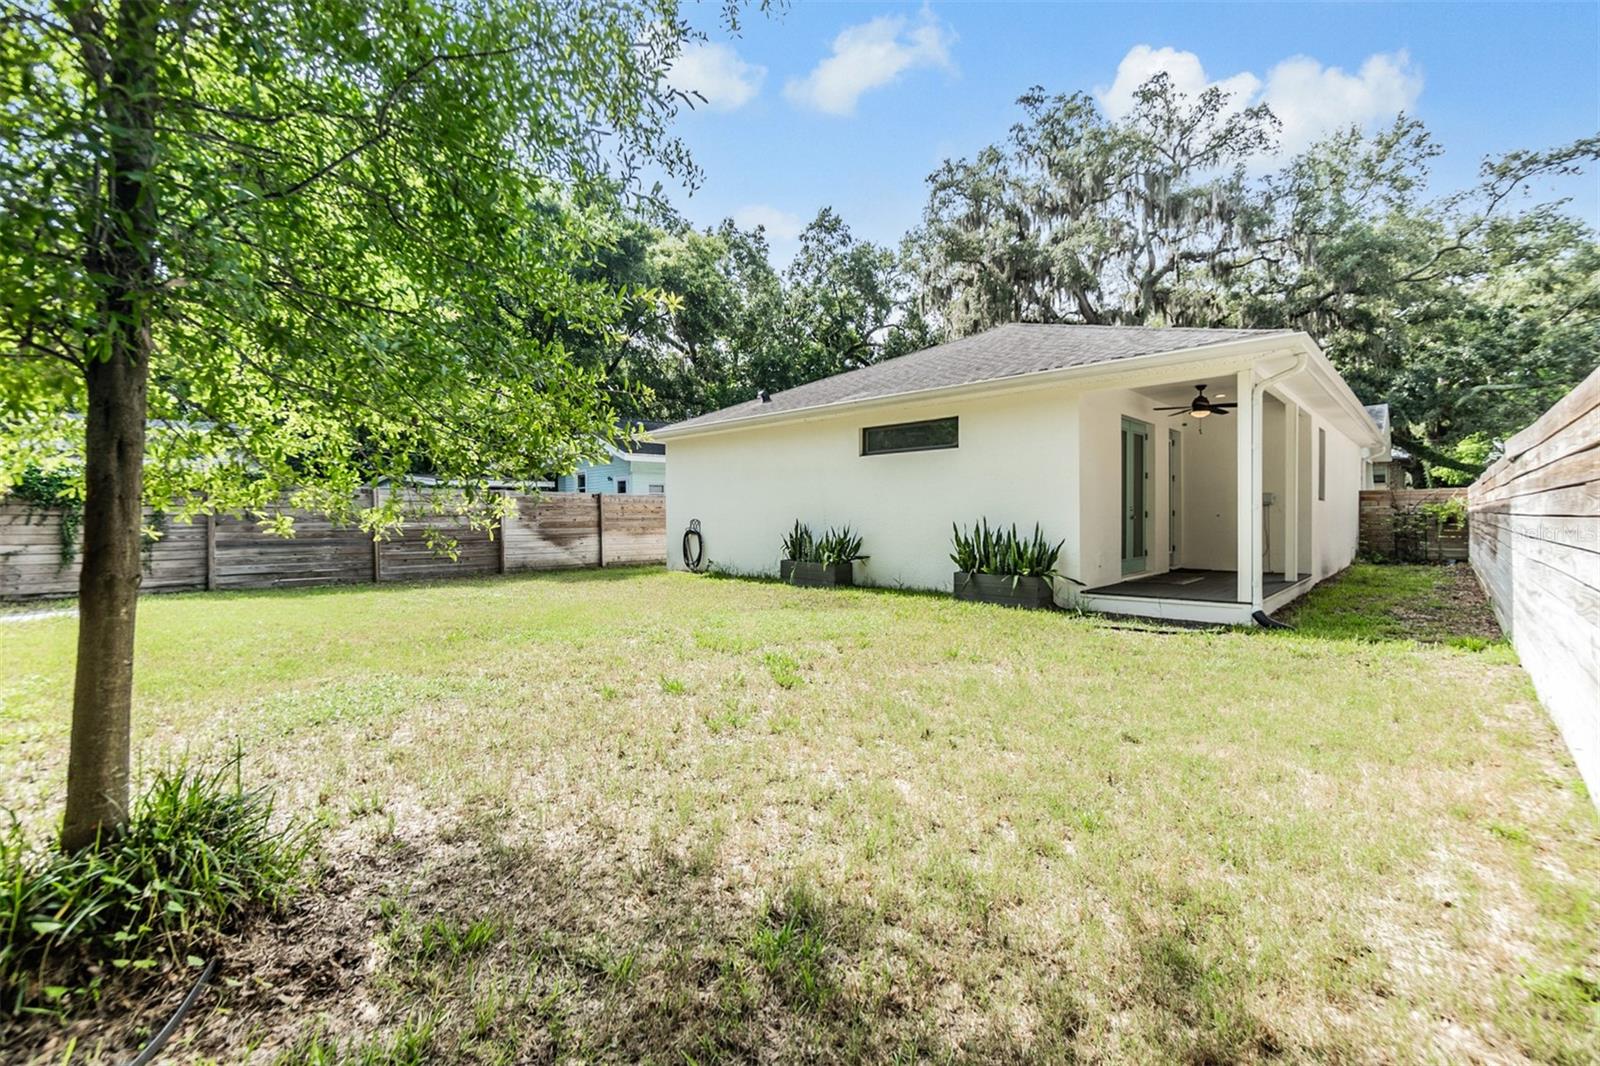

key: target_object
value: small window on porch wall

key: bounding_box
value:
[1318,428,1327,501]
[617,479,628,494]
[576,473,586,493]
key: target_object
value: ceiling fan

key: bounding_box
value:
[1156,384,1237,419]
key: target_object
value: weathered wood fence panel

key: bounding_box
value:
[0,491,665,601]
[503,492,601,571]
[1470,364,1600,801]
[599,495,670,566]
[213,510,374,591]
[1358,488,1469,561]
[0,508,212,599]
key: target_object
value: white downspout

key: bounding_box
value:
[1247,350,1310,616]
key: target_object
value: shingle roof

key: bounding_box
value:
[618,419,667,456]
[659,323,1294,435]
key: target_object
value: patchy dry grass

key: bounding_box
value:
[1,564,1596,1063]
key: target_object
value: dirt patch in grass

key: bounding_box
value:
[1388,564,1502,642]
[11,806,984,1064]
[1284,563,1505,645]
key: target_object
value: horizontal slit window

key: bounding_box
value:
[861,417,958,456]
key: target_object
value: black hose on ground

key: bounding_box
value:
[1252,609,1295,631]
[122,957,217,1066]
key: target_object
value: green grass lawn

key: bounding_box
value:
[3,565,1597,1064]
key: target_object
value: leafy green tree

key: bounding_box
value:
[751,208,935,392]
[907,76,1276,335]
[554,207,927,420]
[904,74,1598,476]
[1233,122,1599,477]
[0,0,719,849]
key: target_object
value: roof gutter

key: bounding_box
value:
[1253,347,1308,402]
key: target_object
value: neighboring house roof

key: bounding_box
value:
[377,474,554,490]
[657,323,1295,437]
[611,419,666,459]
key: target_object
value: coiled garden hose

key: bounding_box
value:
[682,519,707,572]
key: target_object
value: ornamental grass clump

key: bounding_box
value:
[780,521,815,562]
[1,755,311,1012]
[781,522,865,565]
[950,519,1063,578]
[814,527,865,566]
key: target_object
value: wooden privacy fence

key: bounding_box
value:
[0,491,665,601]
[1358,488,1469,562]
[1469,364,1600,801]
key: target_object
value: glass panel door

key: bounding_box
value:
[1121,417,1152,574]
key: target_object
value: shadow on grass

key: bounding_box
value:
[16,806,1360,1065]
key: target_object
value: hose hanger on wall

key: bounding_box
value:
[682,519,707,572]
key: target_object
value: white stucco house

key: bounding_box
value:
[655,324,1385,625]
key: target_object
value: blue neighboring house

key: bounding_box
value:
[554,421,667,495]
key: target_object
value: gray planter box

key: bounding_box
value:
[953,571,1054,610]
[781,560,854,587]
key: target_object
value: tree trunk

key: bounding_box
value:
[61,0,158,852]
[63,346,150,851]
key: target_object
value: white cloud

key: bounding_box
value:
[1261,52,1422,154]
[784,8,955,116]
[667,42,766,112]
[1096,45,1261,124]
[1096,45,1422,156]
[732,204,805,242]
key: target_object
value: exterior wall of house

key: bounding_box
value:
[1075,386,1173,588]
[665,385,1082,595]
[1263,396,1288,575]
[632,460,667,494]
[665,361,1371,614]
[556,457,665,494]
[1176,414,1238,570]
[1314,413,1364,578]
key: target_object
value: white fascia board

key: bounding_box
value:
[1297,343,1388,450]
[651,334,1301,442]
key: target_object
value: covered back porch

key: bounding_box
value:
[1074,357,1321,625]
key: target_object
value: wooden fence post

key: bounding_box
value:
[371,484,382,583]
[497,489,509,575]
[596,492,606,568]
[205,513,217,591]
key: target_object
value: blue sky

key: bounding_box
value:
[660,1,1600,261]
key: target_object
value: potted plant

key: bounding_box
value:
[780,521,865,587]
[951,519,1062,609]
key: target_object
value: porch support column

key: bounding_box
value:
[1283,396,1300,582]
[1235,367,1262,607]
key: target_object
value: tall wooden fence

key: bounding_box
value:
[0,491,665,601]
[1358,488,1469,562]
[1469,364,1600,801]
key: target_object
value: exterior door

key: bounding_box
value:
[1168,428,1181,568]
[1121,417,1152,574]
